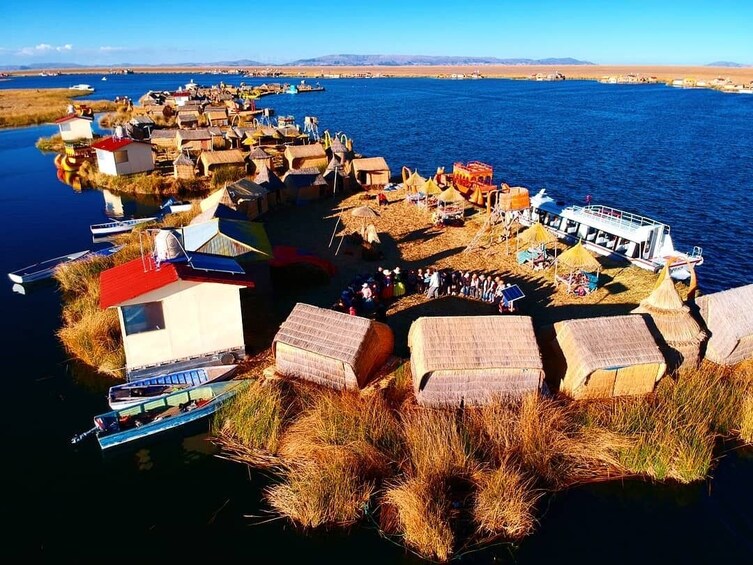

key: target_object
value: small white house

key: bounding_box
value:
[55,114,94,141]
[91,137,155,176]
[100,256,255,376]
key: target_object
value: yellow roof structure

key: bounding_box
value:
[438,185,464,204]
[423,177,442,196]
[557,241,600,272]
[471,186,484,206]
[404,170,425,188]
[517,222,556,247]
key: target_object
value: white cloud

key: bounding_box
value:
[17,43,73,56]
[99,46,129,52]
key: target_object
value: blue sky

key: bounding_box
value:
[1,0,751,66]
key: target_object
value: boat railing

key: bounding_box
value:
[570,205,665,231]
[691,246,703,258]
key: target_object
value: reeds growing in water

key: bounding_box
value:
[215,358,753,561]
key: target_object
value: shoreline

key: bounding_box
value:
[6,64,753,83]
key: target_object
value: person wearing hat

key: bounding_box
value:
[381,269,394,300]
[393,267,406,297]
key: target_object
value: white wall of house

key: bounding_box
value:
[95,143,155,176]
[58,118,93,141]
[117,280,246,370]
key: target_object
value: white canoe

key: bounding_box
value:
[7,250,90,284]
[90,217,157,236]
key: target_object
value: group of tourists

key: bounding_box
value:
[332,265,519,319]
[416,268,518,312]
[332,266,408,320]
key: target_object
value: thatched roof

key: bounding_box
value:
[254,162,285,191]
[273,303,394,390]
[422,177,442,196]
[404,170,425,188]
[173,154,193,166]
[177,128,211,141]
[282,168,327,189]
[438,185,463,203]
[408,316,544,407]
[198,149,246,167]
[150,129,178,140]
[633,276,705,344]
[517,223,556,246]
[696,284,753,365]
[329,137,347,154]
[554,315,666,397]
[284,143,326,159]
[557,241,600,272]
[248,146,271,160]
[352,156,389,172]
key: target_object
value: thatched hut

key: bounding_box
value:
[555,241,601,294]
[632,275,706,372]
[273,303,394,390]
[553,315,666,399]
[695,284,753,366]
[352,157,391,189]
[173,154,195,180]
[408,316,544,408]
[283,143,327,171]
[198,149,246,177]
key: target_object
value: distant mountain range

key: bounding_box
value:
[283,54,594,66]
[706,61,750,68]
[0,54,594,70]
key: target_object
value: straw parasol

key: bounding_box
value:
[557,241,600,271]
[555,240,600,291]
[423,177,442,196]
[403,170,426,193]
[351,205,380,219]
[517,222,556,248]
[438,185,464,204]
[632,270,706,371]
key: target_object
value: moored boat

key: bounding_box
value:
[521,189,703,277]
[7,250,90,284]
[89,217,157,236]
[108,364,238,409]
[160,197,193,214]
[69,84,94,92]
[73,380,247,450]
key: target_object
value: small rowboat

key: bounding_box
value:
[72,380,247,450]
[108,364,238,409]
[7,250,90,284]
[160,197,193,214]
[90,217,156,236]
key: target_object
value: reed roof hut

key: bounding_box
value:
[632,275,706,372]
[408,316,544,408]
[283,142,327,172]
[695,283,753,366]
[352,157,391,189]
[273,303,394,390]
[172,153,195,179]
[198,149,246,176]
[438,185,464,204]
[553,315,666,399]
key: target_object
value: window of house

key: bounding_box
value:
[122,302,165,335]
[60,123,71,132]
[114,150,130,164]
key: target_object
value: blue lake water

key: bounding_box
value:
[1,74,752,562]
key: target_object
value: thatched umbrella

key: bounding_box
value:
[423,177,442,196]
[555,241,601,292]
[632,271,706,371]
[403,169,426,193]
[438,185,464,204]
[516,221,558,264]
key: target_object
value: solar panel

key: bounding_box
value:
[186,253,245,274]
[501,284,525,303]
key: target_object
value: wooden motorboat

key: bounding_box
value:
[107,364,238,409]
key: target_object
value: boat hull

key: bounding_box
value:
[96,381,246,450]
[90,217,156,236]
[7,250,90,284]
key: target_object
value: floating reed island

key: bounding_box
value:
[48,86,753,559]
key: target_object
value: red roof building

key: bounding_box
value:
[100,256,255,374]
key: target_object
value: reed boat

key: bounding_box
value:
[521,189,703,277]
[108,364,238,409]
[73,380,247,450]
[160,197,193,214]
[90,217,157,236]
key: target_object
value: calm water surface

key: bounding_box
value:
[1,74,752,562]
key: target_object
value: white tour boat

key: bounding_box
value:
[521,189,703,279]
[69,84,95,92]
